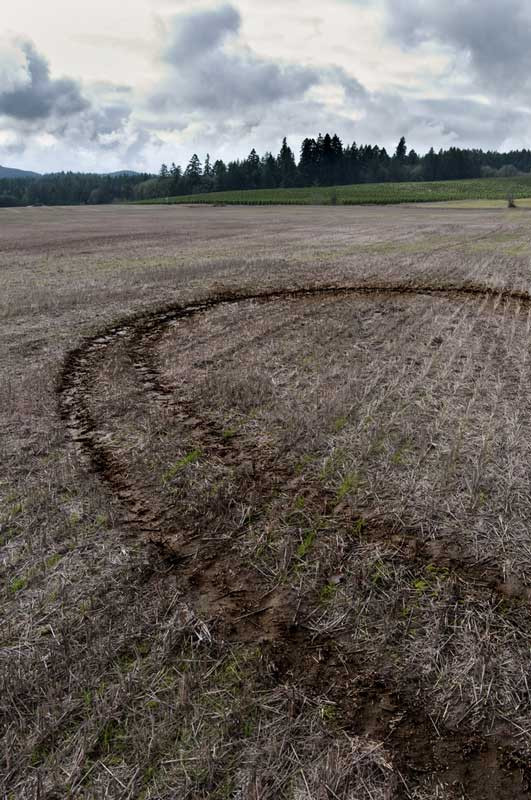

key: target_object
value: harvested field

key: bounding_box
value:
[1,204,531,799]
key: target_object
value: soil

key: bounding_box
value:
[57,282,531,799]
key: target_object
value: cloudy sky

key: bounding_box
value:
[1,0,530,173]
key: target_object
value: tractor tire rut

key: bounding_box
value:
[57,282,531,798]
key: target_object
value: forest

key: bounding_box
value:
[2,135,531,206]
[154,135,531,198]
[0,172,151,207]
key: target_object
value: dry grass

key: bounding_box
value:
[1,204,531,798]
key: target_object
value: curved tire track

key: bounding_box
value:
[57,282,531,798]
[57,280,531,556]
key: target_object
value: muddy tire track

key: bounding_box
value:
[57,282,531,798]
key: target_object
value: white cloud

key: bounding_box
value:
[0,39,30,93]
[1,0,531,172]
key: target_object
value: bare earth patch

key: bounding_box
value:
[1,205,531,798]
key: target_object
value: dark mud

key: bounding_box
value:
[57,282,531,798]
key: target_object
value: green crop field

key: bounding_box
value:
[138,175,531,206]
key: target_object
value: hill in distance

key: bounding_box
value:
[0,165,41,179]
[0,166,143,180]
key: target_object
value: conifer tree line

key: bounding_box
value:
[2,133,531,206]
[149,134,531,198]
[0,172,151,207]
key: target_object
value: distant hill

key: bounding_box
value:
[0,168,152,206]
[0,166,144,180]
[0,165,41,179]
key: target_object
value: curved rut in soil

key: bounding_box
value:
[57,282,531,798]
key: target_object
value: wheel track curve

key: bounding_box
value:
[57,281,531,798]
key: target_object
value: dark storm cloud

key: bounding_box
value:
[383,0,531,93]
[56,102,131,145]
[0,37,140,158]
[162,3,241,63]
[326,66,368,102]
[0,40,89,120]
[152,4,321,113]
[415,98,527,143]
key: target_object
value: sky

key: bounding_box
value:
[1,0,530,173]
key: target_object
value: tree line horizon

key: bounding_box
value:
[2,133,531,206]
[154,134,531,197]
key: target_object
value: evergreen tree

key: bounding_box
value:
[245,148,261,188]
[213,159,227,190]
[394,136,407,161]
[170,162,182,193]
[261,152,279,188]
[277,138,297,187]
[299,138,318,186]
[390,137,407,180]
[184,154,202,191]
[345,141,360,183]
[331,134,344,183]
[314,133,346,184]
[225,160,245,190]
[423,147,439,181]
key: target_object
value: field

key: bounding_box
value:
[138,175,531,207]
[2,203,531,799]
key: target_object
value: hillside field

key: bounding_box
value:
[2,204,531,799]
[138,174,531,207]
